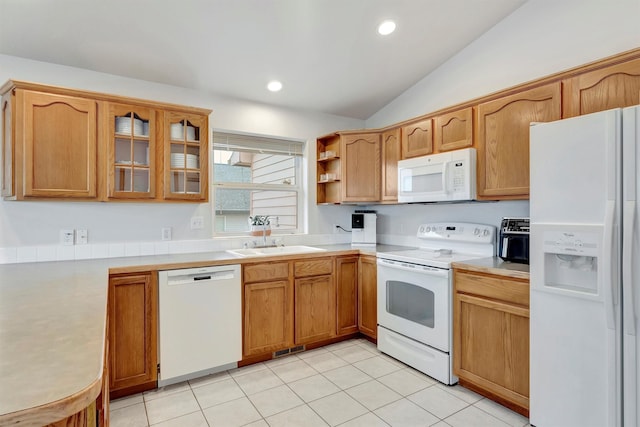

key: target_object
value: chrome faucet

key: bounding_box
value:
[250,216,280,248]
[261,223,268,247]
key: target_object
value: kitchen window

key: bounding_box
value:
[212,131,303,235]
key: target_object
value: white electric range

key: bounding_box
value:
[376,222,496,384]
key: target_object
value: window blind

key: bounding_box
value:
[212,131,304,156]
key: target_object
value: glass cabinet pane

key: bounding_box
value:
[133,140,149,166]
[165,113,206,199]
[169,119,201,142]
[115,138,131,164]
[115,113,149,137]
[170,171,185,193]
[109,105,154,198]
[185,120,200,142]
[115,167,132,192]
[186,172,200,193]
[132,169,150,192]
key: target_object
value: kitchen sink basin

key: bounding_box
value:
[226,245,326,257]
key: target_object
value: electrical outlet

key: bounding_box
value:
[333,224,339,234]
[76,229,88,245]
[161,227,172,241]
[190,216,204,230]
[60,229,74,246]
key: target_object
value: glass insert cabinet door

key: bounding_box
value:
[164,112,208,200]
[107,103,155,199]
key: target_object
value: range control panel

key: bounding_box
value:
[417,222,495,243]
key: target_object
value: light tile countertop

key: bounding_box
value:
[452,257,530,280]
[0,243,524,424]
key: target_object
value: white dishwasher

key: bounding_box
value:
[158,264,241,386]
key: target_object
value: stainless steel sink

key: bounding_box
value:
[226,245,326,257]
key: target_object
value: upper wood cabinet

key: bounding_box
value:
[106,103,156,199]
[317,50,640,204]
[434,107,473,152]
[381,127,400,202]
[476,82,561,199]
[0,80,211,202]
[1,92,14,197]
[563,57,640,118]
[401,118,433,159]
[316,133,342,204]
[163,111,209,201]
[109,272,157,398]
[317,131,380,204]
[341,132,380,203]
[22,90,98,199]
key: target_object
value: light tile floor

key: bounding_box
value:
[110,338,530,427]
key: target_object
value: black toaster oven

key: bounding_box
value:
[499,217,530,264]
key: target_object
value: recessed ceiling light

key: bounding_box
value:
[267,80,283,92]
[377,20,396,36]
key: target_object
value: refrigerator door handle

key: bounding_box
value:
[623,200,636,335]
[603,200,617,330]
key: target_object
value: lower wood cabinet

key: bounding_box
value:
[336,256,359,336]
[453,268,530,417]
[243,261,293,357]
[109,272,157,398]
[294,258,336,344]
[243,279,294,357]
[358,255,377,339]
[295,274,336,344]
[242,254,376,360]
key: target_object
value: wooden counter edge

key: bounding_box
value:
[0,367,103,427]
[0,289,108,427]
[451,261,530,281]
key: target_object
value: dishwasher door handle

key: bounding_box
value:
[165,268,238,286]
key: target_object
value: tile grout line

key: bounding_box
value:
[228,366,268,425]
[186,380,212,427]
[262,356,331,425]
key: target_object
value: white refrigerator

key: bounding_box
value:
[529,105,640,427]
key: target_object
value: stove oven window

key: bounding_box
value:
[386,280,435,328]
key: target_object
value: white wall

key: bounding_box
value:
[0,54,362,248]
[367,0,639,242]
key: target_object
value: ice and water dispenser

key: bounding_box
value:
[541,229,599,295]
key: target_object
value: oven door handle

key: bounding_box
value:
[377,258,449,278]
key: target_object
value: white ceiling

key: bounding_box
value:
[0,0,527,120]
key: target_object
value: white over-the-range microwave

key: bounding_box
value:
[397,147,476,203]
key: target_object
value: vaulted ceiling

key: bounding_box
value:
[0,0,527,119]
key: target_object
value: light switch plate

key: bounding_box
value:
[190,216,204,230]
[60,229,74,246]
[76,229,88,245]
[161,227,172,241]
